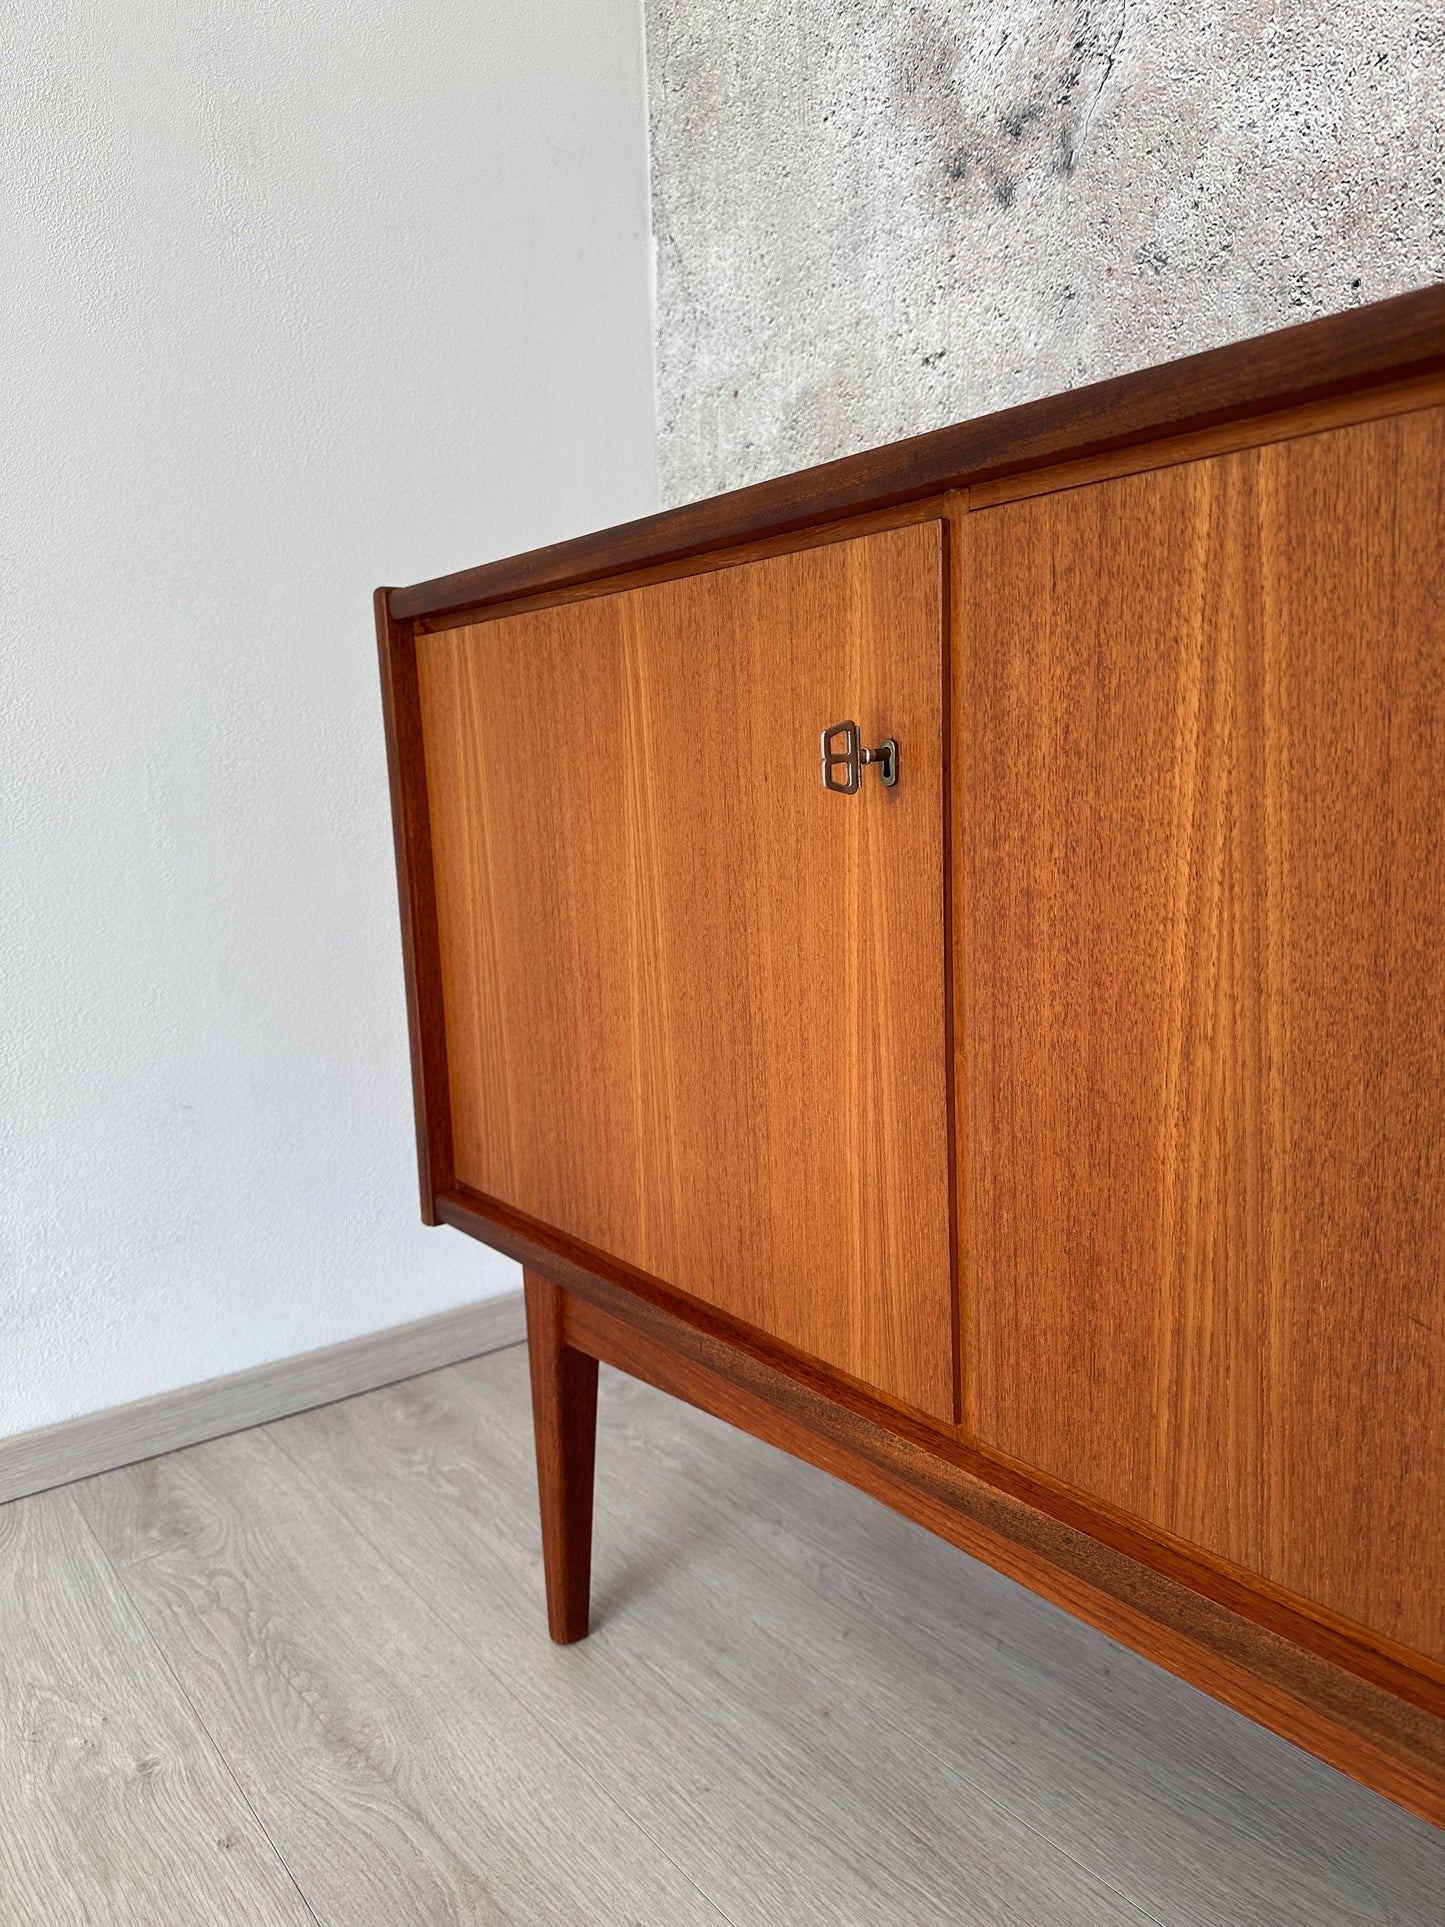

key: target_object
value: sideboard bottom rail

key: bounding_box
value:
[519,1266,1445,1832]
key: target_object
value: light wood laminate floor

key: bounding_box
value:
[4,1341,1443,1923]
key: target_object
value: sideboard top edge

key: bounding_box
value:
[387,282,1445,623]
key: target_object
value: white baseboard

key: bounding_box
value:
[0,1289,526,1507]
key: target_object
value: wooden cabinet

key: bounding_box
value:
[379,286,1445,1829]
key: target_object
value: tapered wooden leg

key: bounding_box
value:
[524,1268,599,1643]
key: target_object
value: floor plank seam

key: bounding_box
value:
[66,1485,328,1927]
[259,1420,743,1926]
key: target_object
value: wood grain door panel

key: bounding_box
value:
[958,407,1445,1661]
[418,523,955,1419]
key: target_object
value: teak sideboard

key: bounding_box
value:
[377,285,1445,1829]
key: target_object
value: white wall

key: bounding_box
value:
[2,1,658,1434]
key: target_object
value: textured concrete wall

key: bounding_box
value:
[647,1,1445,506]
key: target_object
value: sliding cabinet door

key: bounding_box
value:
[420,521,956,1419]
[958,409,1445,1662]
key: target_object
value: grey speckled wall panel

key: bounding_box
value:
[646,2,1445,507]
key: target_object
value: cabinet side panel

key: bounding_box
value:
[959,407,1445,1664]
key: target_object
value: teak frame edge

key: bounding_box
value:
[386,283,1445,626]
[375,587,453,1221]
[444,1178,1444,1707]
